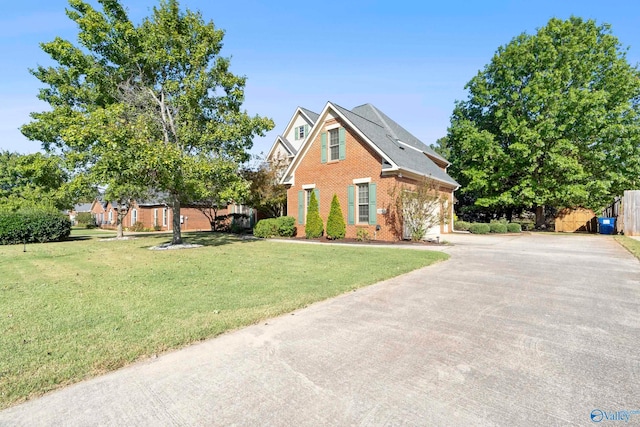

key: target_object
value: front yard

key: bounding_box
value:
[0,230,447,409]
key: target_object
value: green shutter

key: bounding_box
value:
[304,124,309,138]
[321,132,327,163]
[314,189,320,209]
[339,127,346,160]
[369,183,377,225]
[348,185,355,225]
[298,191,304,225]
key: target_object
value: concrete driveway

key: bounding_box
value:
[1,233,639,426]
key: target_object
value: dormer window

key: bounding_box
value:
[294,125,308,140]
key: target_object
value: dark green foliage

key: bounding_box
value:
[0,210,71,245]
[326,194,346,240]
[490,223,508,233]
[507,223,522,233]
[76,212,95,227]
[254,218,278,238]
[468,223,491,234]
[454,220,471,231]
[448,17,640,219]
[305,191,323,238]
[276,216,296,237]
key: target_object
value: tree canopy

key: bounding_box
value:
[22,0,274,243]
[447,16,640,222]
[0,151,72,212]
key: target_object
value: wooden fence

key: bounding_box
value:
[624,190,640,236]
[554,208,597,233]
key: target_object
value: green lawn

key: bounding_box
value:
[0,230,447,409]
[614,235,640,260]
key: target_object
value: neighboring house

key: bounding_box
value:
[90,198,226,232]
[271,102,459,241]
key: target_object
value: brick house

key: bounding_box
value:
[272,102,459,241]
[90,198,228,232]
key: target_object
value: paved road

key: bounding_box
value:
[1,233,639,426]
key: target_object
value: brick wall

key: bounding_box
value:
[287,117,454,241]
[97,202,226,232]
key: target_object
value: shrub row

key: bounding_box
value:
[467,222,522,234]
[0,210,71,245]
[253,216,296,238]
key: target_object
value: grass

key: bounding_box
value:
[0,230,448,409]
[614,235,640,260]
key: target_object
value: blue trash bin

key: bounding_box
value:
[597,217,616,235]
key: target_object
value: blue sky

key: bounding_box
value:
[1,0,639,157]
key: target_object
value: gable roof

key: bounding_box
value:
[299,107,320,124]
[266,106,319,161]
[283,102,459,188]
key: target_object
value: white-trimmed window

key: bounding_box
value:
[153,209,158,227]
[328,128,339,161]
[162,208,168,226]
[358,184,369,224]
[131,209,138,226]
[108,210,113,223]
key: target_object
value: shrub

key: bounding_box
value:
[454,220,471,231]
[75,212,95,227]
[253,216,296,238]
[129,221,146,232]
[468,223,490,234]
[512,220,534,231]
[326,194,346,240]
[490,223,508,233]
[0,209,71,245]
[276,216,296,237]
[254,218,278,238]
[356,228,371,242]
[305,191,323,238]
[507,223,522,233]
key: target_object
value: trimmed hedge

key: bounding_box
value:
[490,223,508,233]
[468,223,490,234]
[454,220,471,231]
[507,223,522,233]
[253,216,296,238]
[0,210,71,245]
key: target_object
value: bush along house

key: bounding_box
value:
[271,102,459,241]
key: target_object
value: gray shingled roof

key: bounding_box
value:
[73,203,93,212]
[278,136,297,156]
[331,103,459,187]
[299,107,319,124]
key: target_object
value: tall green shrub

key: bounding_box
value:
[305,191,323,238]
[326,194,346,240]
[0,209,71,245]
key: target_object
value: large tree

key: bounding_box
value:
[22,0,273,244]
[447,17,640,225]
[0,151,72,211]
[242,154,288,218]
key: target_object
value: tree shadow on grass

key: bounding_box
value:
[142,231,258,249]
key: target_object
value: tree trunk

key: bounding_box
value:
[117,221,124,239]
[172,199,182,245]
[535,206,545,228]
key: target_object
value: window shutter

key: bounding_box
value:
[314,189,320,209]
[339,127,346,160]
[304,124,309,138]
[348,185,355,225]
[369,183,377,225]
[298,191,304,225]
[321,132,327,163]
